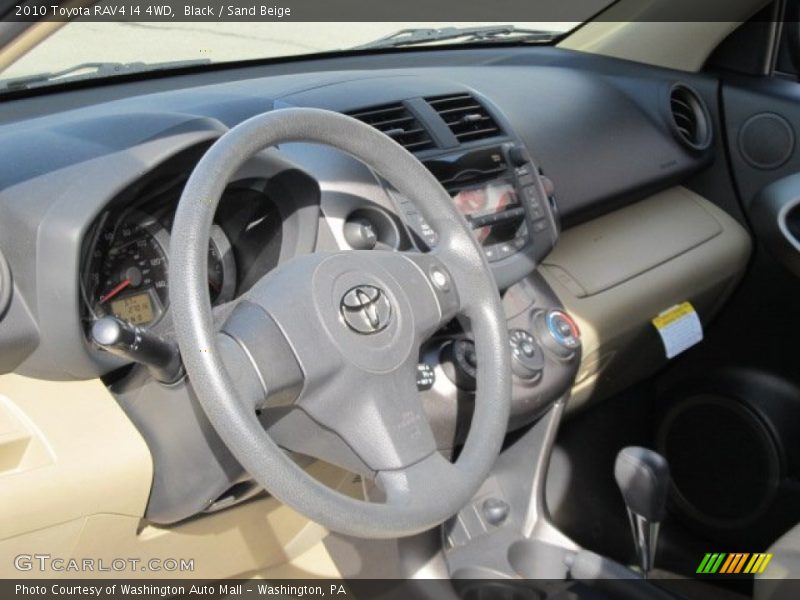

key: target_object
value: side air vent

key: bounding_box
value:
[668,84,712,151]
[427,94,502,143]
[347,103,435,152]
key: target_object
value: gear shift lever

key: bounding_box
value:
[614,447,670,578]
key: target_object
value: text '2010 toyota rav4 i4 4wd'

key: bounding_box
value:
[0,1,799,599]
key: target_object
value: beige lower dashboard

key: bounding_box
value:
[541,186,751,413]
[0,374,350,579]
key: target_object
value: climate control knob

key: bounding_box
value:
[508,328,544,380]
[534,309,581,358]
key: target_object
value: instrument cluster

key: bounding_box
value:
[83,210,237,327]
[80,180,283,333]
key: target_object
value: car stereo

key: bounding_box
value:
[401,143,555,263]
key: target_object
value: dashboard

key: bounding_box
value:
[58,82,576,362]
[79,125,559,344]
[0,45,730,522]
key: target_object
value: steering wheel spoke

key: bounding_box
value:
[292,358,438,474]
[218,300,305,411]
[378,451,460,507]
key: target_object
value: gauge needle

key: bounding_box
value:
[99,278,131,304]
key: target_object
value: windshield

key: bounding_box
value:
[0,21,581,91]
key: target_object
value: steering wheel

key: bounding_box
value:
[169,108,511,538]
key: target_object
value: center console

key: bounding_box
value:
[394,138,586,585]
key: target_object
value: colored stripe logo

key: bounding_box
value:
[696,553,773,574]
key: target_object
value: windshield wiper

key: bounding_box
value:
[353,25,559,50]
[0,59,211,92]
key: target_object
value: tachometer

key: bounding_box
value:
[208,225,237,305]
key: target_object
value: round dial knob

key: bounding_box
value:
[508,328,543,380]
[508,145,531,168]
[541,175,556,198]
[439,339,478,391]
[453,338,478,379]
[534,309,581,358]
[343,217,378,250]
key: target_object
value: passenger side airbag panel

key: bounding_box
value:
[542,187,751,412]
[543,187,724,297]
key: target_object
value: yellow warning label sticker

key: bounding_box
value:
[653,302,696,329]
[652,302,703,359]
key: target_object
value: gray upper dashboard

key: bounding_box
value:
[0,46,716,380]
[0,47,716,217]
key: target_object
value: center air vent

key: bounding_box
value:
[668,84,712,151]
[347,103,435,152]
[427,94,502,143]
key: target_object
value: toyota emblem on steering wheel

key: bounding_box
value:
[340,285,393,334]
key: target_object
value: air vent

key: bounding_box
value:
[347,103,435,152]
[427,94,502,143]
[668,84,712,151]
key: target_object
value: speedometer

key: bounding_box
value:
[89,213,170,326]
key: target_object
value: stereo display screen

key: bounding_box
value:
[452,181,521,244]
[452,180,518,219]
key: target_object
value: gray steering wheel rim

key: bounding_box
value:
[170,107,511,538]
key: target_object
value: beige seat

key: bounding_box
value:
[755,523,800,600]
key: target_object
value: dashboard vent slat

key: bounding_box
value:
[668,84,712,151]
[427,94,502,144]
[435,104,483,115]
[347,103,435,152]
